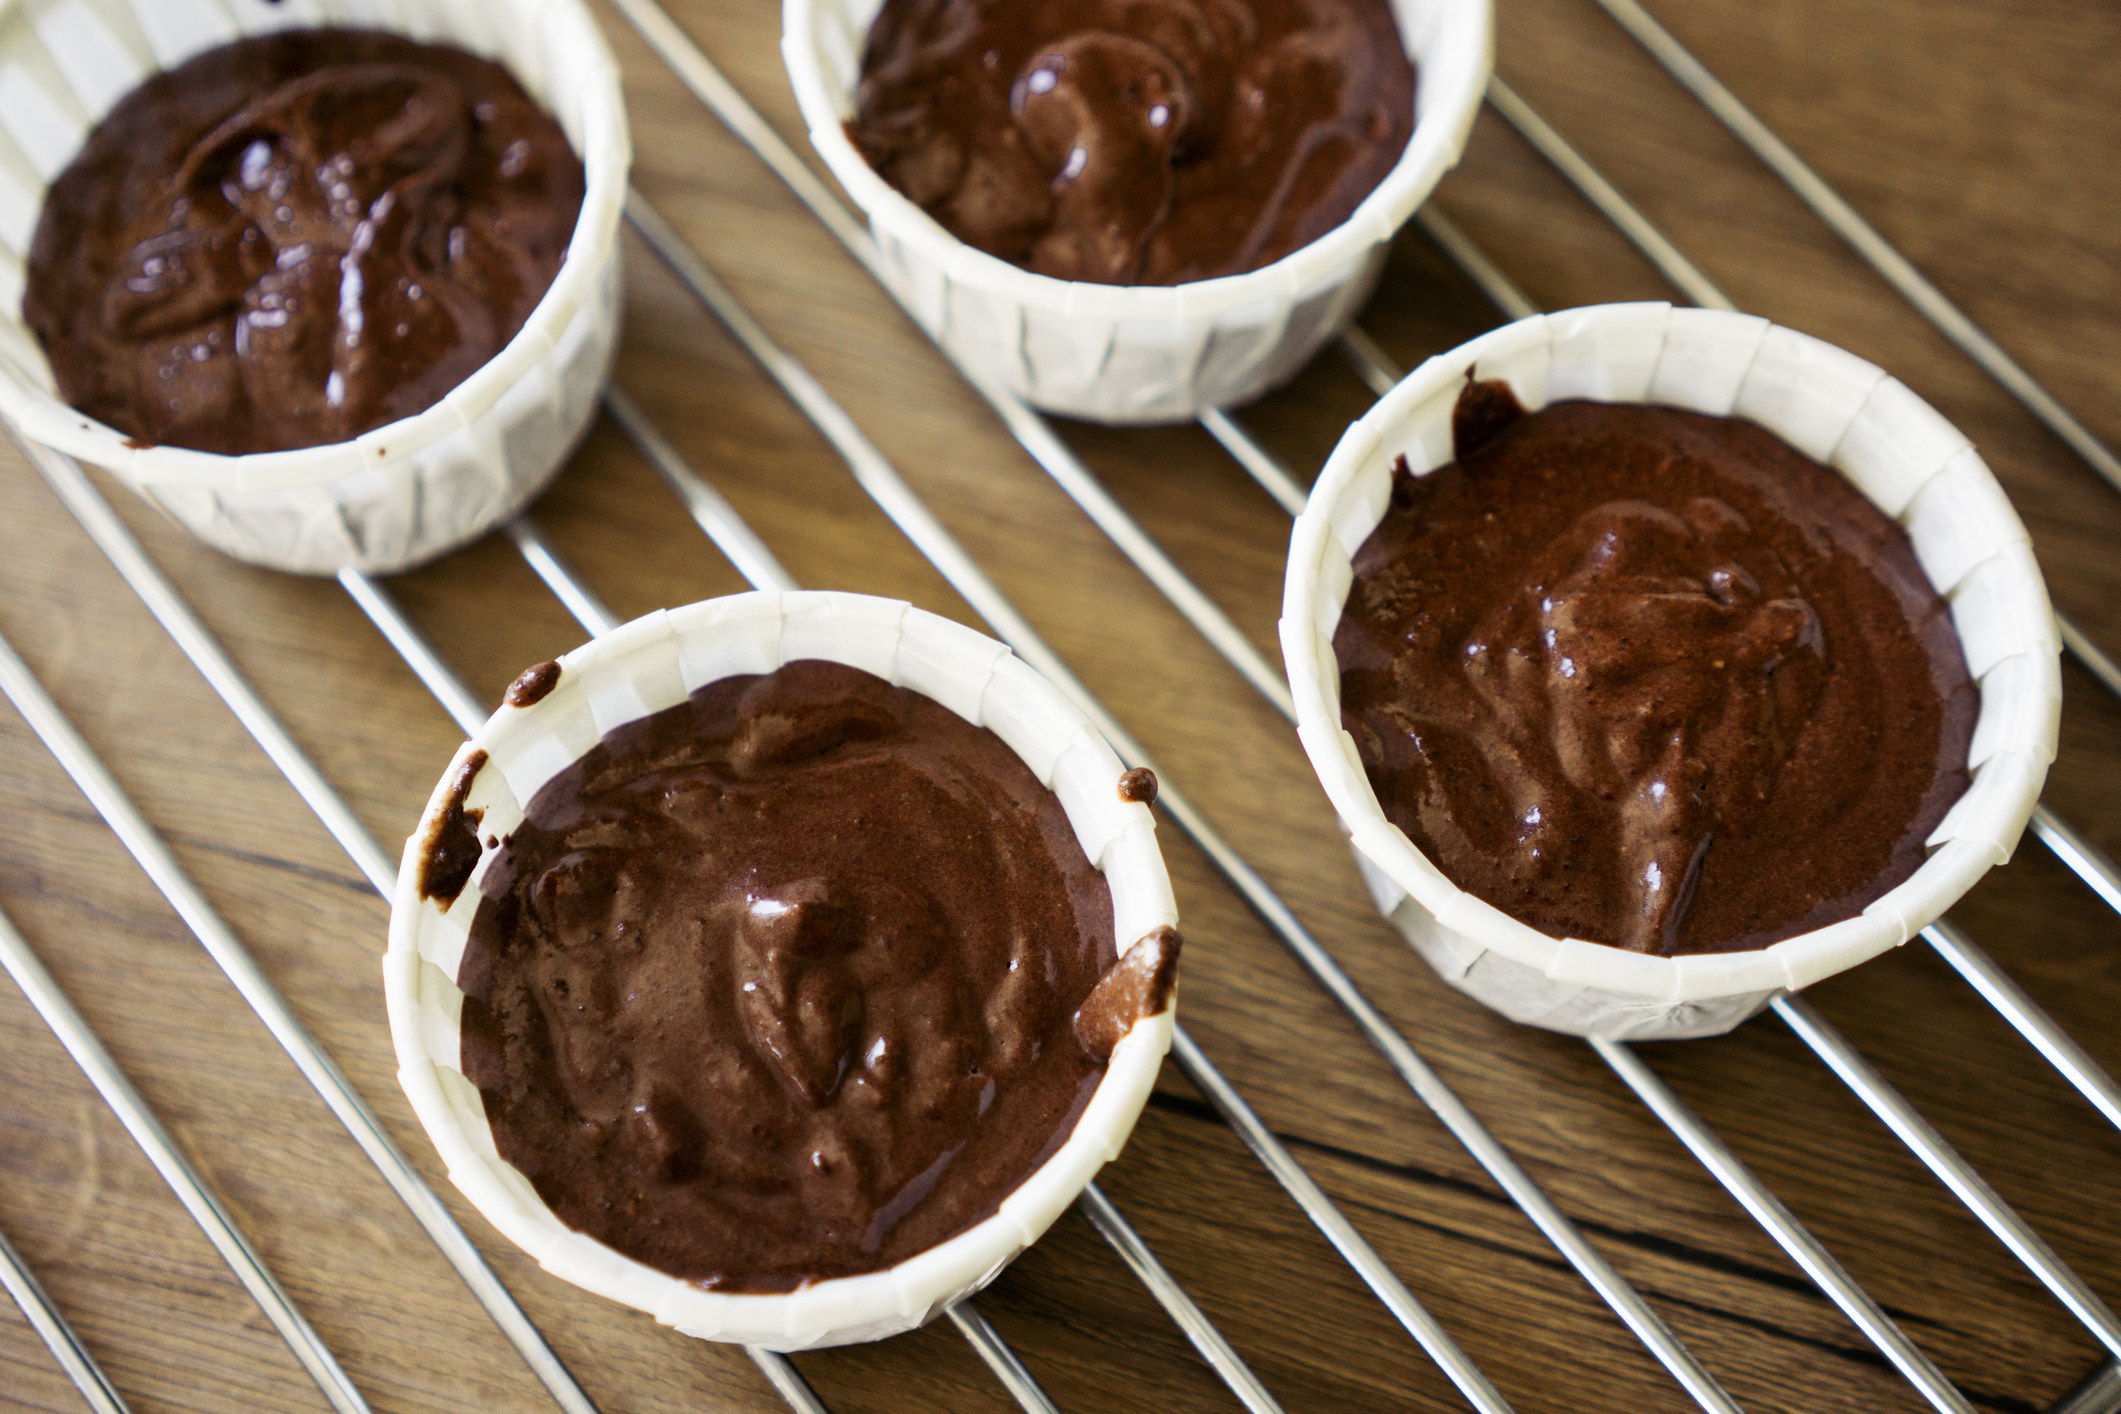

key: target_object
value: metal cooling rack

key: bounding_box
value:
[2,1,2117,1410]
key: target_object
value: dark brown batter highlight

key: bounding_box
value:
[457,659,1155,1291]
[849,0,1415,285]
[1334,384,1976,956]
[25,30,584,455]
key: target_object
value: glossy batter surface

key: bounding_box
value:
[849,0,1415,285]
[454,660,1163,1290]
[25,30,583,454]
[1334,387,1977,955]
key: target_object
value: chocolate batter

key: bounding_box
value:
[25,30,584,455]
[454,659,1175,1290]
[849,0,1415,285]
[417,748,486,908]
[504,660,561,708]
[1118,766,1159,804]
[1074,925,1180,1061]
[1334,383,1976,956]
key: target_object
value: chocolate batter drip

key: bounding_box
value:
[1117,766,1159,804]
[1334,385,1976,956]
[504,660,561,708]
[1074,925,1180,1061]
[456,660,1163,1290]
[25,30,584,455]
[416,748,486,907]
[849,0,1415,285]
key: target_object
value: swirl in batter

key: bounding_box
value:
[453,659,1177,1290]
[1334,384,1977,956]
[26,30,583,454]
[850,0,1415,284]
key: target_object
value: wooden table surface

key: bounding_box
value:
[2,1,2117,1411]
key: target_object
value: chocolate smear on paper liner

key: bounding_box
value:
[504,660,561,707]
[1450,373,1525,460]
[416,748,486,907]
[1075,926,1182,1063]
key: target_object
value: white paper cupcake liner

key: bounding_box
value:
[384,590,1180,1349]
[782,0,1491,425]
[1280,304,2062,1040]
[0,0,630,575]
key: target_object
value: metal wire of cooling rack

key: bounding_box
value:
[0,2,2114,1412]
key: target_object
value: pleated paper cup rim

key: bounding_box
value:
[0,0,630,496]
[1280,303,2061,1012]
[384,591,1179,1349]
[781,0,1492,324]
